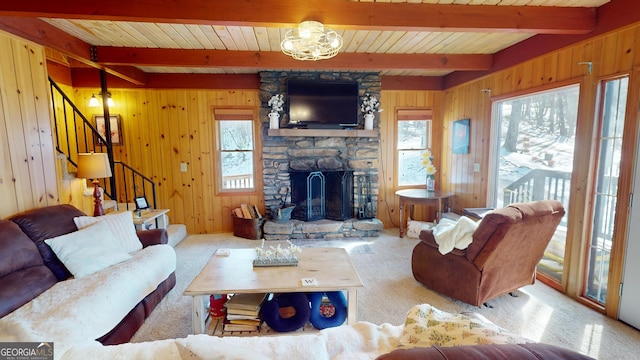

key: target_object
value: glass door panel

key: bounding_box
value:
[491,84,579,283]
[585,76,628,305]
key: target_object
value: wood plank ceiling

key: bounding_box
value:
[0,0,610,86]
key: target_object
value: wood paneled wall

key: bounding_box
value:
[0,31,60,219]
[377,90,444,228]
[70,88,263,234]
[440,22,640,316]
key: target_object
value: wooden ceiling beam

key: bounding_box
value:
[71,68,260,89]
[95,47,492,71]
[0,16,146,85]
[0,0,595,34]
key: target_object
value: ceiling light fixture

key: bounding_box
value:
[281,21,343,61]
[89,92,115,107]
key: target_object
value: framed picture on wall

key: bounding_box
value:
[452,118,470,154]
[94,114,122,145]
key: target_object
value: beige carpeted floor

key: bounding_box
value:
[131,229,640,359]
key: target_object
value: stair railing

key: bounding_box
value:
[49,77,157,209]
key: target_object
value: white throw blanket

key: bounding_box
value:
[432,216,478,255]
[57,305,529,360]
[0,244,176,359]
[60,322,405,360]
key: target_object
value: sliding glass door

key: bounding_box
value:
[490,84,579,283]
[584,76,629,305]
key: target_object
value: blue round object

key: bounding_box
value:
[261,293,310,332]
[307,291,348,329]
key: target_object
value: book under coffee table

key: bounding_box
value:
[184,247,364,334]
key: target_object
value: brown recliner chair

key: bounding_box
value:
[412,200,565,306]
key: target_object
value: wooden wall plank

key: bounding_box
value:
[0,38,35,212]
[556,48,574,82]
[178,90,195,232]
[0,31,60,218]
[196,91,215,233]
[0,36,20,218]
[13,41,50,206]
[600,34,618,75]
[614,27,636,73]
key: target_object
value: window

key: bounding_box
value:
[214,109,256,192]
[585,76,629,305]
[397,109,432,186]
[490,84,579,283]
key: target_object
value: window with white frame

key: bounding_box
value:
[397,109,432,186]
[214,109,256,192]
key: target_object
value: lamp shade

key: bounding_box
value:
[89,94,100,107]
[76,153,112,179]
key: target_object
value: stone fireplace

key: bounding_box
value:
[260,71,383,239]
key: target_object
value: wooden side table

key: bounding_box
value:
[133,209,170,230]
[395,189,454,238]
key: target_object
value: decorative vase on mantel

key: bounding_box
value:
[364,113,375,130]
[426,175,435,192]
[269,112,280,129]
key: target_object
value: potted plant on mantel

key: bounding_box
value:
[270,189,295,222]
[361,93,383,130]
[268,94,284,129]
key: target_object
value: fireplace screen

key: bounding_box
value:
[290,170,353,221]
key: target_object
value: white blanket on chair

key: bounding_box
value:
[432,216,478,255]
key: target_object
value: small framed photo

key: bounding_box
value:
[134,196,150,210]
[452,118,470,154]
[94,114,123,145]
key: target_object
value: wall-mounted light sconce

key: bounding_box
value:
[89,92,115,107]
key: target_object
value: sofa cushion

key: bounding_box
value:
[375,343,594,360]
[45,221,132,278]
[74,211,142,253]
[10,204,87,280]
[0,220,57,318]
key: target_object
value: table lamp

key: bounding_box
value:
[77,152,113,216]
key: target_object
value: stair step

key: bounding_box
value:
[167,224,187,247]
[103,200,118,213]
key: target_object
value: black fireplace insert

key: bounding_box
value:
[290,170,354,221]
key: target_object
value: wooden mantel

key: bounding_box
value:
[267,129,377,137]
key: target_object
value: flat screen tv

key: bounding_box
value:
[286,79,359,129]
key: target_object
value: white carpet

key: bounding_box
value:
[131,229,640,359]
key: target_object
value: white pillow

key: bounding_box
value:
[74,211,142,253]
[44,221,132,278]
[407,218,432,239]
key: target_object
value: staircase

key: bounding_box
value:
[49,77,186,246]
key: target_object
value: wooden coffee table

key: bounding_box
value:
[184,247,364,334]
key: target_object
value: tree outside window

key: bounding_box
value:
[215,112,256,192]
[397,109,432,186]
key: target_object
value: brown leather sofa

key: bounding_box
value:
[376,343,593,359]
[412,200,565,306]
[0,204,176,345]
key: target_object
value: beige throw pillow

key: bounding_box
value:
[399,304,530,348]
[74,211,142,253]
